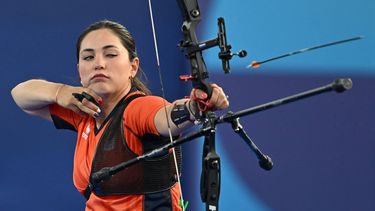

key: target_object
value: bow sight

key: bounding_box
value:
[178,17,247,74]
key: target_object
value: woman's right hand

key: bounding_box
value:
[56,85,102,118]
[12,79,102,120]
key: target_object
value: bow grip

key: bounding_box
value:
[193,79,212,99]
[192,79,213,112]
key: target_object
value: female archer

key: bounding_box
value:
[11,20,228,211]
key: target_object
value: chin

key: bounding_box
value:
[89,83,111,96]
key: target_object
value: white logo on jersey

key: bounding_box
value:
[82,125,90,140]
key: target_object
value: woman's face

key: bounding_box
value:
[78,28,138,98]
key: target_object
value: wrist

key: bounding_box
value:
[186,99,200,123]
[54,84,65,104]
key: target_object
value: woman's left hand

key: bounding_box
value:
[190,83,229,111]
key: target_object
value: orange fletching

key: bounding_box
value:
[251,61,260,69]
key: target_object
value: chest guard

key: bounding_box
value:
[88,94,182,197]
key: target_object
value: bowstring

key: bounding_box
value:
[147,0,186,210]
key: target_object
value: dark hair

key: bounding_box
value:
[76,20,151,95]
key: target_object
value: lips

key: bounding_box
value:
[90,73,109,81]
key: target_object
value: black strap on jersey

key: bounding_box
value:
[83,93,144,200]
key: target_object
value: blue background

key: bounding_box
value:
[1,0,374,210]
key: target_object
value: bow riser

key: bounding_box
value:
[177,0,213,99]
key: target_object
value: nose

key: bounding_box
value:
[95,64,104,70]
[94,56,105,70]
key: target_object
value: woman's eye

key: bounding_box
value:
[83,55,94,61]
[106,54,117,58]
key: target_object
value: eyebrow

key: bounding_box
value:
[80,45,119,55]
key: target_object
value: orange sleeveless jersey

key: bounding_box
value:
[49,91,182,211]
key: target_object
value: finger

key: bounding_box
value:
[216,97,229,109]
[210,83,220,89]
[72,107,86,116]
[81,92,99,106]
[192,89,208,100]
[218,91,229,109]
[69,102,86,116]
[210,83,225,93]
[208,91,219,107]
[82,90,103,105]
[209,86,229,110]
[72,93,84,102]
[76,101,100,118]
[82,98,101,114]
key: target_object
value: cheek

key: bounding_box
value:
[78,66,90,83]
[78,63,88,75]
[114,62,132,77]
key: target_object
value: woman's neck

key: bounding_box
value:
[95,85,132,128]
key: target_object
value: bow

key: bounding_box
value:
[147,1,355,211]
[148,0,247,210]
[174,1,237,210]
[87,0,360,211]
[147,0,354,210]
[90,1,355,210]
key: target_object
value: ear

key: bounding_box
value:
[130,57,139,78]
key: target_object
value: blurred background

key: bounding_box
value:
[1,0,374,210]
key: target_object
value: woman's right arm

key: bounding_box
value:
[11,79,101,120]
